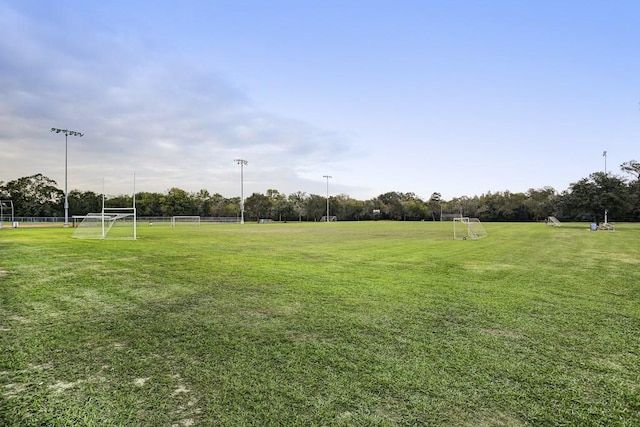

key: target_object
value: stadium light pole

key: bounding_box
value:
[234,159,248,224]
[323,175,332,222]
[51,128,84,227]
[602,151,609,224]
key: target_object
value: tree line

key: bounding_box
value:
[1,160,639,222]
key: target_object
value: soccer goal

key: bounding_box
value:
[171,215,201,227]
[547,216,561,226]
[72,208,137,240]
[320,216,337,222]
[453,217,487,240]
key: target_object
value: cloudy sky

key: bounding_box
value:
[1,0,638,200]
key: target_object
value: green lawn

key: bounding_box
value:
[1,221,639,426]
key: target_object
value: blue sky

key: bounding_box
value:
[1,0,638,200]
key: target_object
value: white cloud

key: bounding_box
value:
[0,2,354,197]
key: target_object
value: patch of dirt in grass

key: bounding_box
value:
[171,384,190,396]
[463,262,515,273]
[452,411,525,427]
[168,373,202,426]
[49,380,78,393]
[480,328,523,339]
[3,383,27,397]
[245,309,271,318]
[9,315,29,323]
[289,331,323,343]
[172,418,196,427]
[133,377,150,387]
[48,375,106,394]
[594,357,625,372]
[28,362,53,372]
[473,413,525,426]
[244,303,301,319]
[610,253,640,265]
[279,302,302,315]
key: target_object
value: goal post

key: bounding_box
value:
[171,216,201,227]
[0,200,14,228]
[320,216,337,222]
[453,217,487,240]
[546,216,561,226]
[72,208,137,240]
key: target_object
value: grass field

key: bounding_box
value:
[1,221,639,426]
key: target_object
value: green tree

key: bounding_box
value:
[68,190,102,215]
[404,198,427,221]
[620,160,640,181]
[2,174,63,217]
[106,194,133,209]
[266,189,287,220]
[275,198,296,221]
[377,192,404,220]
[343,197,367,220]
[162,187,193,216]
[560,172,630,222]
[428,192,442,221]
[215,195,240,218]
[192,189,212,217]
[288,192,307,221]
[305,194,328,221]
[620,160,640,221]
[136,192,164,216]
[244,192,271,221]
[525,187,558,221]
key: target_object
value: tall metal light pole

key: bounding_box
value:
[323,175,332,222]
[234,159,248,224]
[51,128,84,227]
[603,151,607,174]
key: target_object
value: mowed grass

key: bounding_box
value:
[1,221,639,426]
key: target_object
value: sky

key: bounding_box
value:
[1,0,639,201]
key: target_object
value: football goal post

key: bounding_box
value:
[546,216,561,226]
[0,200,14,228]
[453,217,487,240]
[171,216,201,226]
[320,216,337,222]
[72,208,137,240]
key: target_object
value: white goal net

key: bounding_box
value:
[72,208,137,240]
[546,216,561,226]
[171,215,201,226]
[453,217,487,240]
[320,216,337,222]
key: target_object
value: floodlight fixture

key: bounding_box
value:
[51,127,84,227]
[323,175,332,222]
[234,159,248,224]
[51,128,84,137]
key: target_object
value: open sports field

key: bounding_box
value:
[2,222,639,426]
